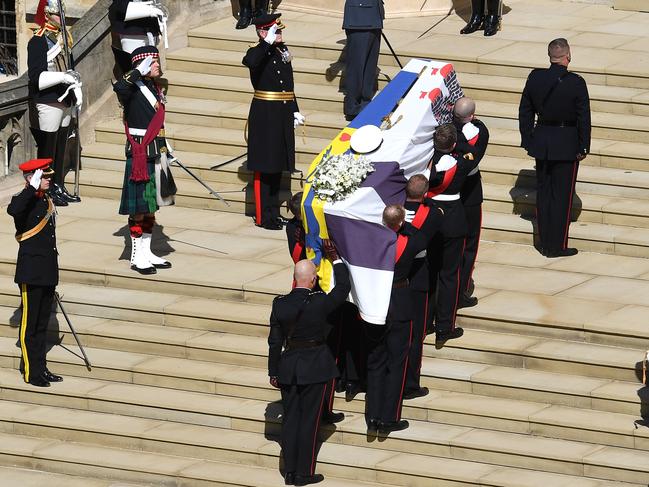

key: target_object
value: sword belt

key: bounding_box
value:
[253,90,295,101]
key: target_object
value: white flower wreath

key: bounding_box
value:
[311,152,375,203]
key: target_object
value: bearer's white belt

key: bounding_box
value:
[128,128,166,137]
[432,193,460,201]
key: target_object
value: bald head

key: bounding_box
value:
[548,38,571,66]
[383,204,406,232]
[294,259,317,289]
[406,174,429,201]
[453,97,476,124]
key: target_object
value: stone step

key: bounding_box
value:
[84,140,649,205]
[93,118,330,166]
[93,117,649,175]
[0,302,643,382]
[0,398,647,484]
[0,424,641,487]
[166,46,649,117]
[0,336,643,416]
[186,16,649,89]
[0,430,374,487]
[161,69,649,143]
[1,369,646,456]
[0,466,147,487]
[482,182,649,229]
[481,209,649,258]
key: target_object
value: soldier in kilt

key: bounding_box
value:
[113,45,175,275]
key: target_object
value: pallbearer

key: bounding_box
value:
[243,13,305,230]
[113,46,175,275]
[7,159,64,387]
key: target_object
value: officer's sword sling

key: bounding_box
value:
[54,292,92,371]
[169,154,230,206]
[56,0,82,199]
[381,32,403,69]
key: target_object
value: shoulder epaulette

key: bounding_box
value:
[309,290,325,296]
[34,27,45,37]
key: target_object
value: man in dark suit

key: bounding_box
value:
[342,0,384,121]
[453,97,489,307]
[519,38,591,258]
[7,158,63,388]
[268,241,351,486]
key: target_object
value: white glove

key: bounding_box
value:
[38,71,78,90]
[136,56,154,76]
[63,70,81,84]
[30,169,43,190]
[264,24,279,45]
[150,6,166,17]
[293,112,305,128]
[73,84,83,109]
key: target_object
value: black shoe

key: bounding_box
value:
[460,13,484,34]
[48,188,69,206]
[367,418,379,434]
[403,387,429,400]
[344,113,357,122]
[545,247,578,258]
[27,374,50,387]
[61,186,81,203]
[378,419,409,434]
[345,382,362,401]
[235,8,252,29]
[131,264,157,275]
[483,14,500,36]
[285,472,295,485]
[436,328,464,345]
[294,474,324,486]
[322,411,345,424]
[44,369,63,382]
[261,219,283,230]
[458,293,478,309]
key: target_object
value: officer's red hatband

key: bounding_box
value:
[19,158,55,176]
[131,46,161,64]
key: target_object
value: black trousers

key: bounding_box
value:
[280,381,327,476]
[429,235,465,334]
[18,284,55,383]
[535,159,579,252]
[253,171,281,226]
[405,289,428,393]
[460,204,482,295]
[471,0,501,14]
[364,319,411,424]
[344,29,381,117]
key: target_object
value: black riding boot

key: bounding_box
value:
[32,128,68,206]
[55,126,80,202]
[253,0,269,18]
[460,0,484,34]
[483,14,500,36]
[236,0,252,29]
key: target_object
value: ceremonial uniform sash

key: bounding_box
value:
[426,154,458,198]
[15,197,54,243]
[395,234,408,263]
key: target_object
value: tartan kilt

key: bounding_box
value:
[119,157,158,215]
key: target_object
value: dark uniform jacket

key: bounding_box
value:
[243,42,298,174]
[454,119,489,207]
[113,69,168,159]
[109,0,161,36]
[390,207,442,321]
[519,63,591,161]
[403,199,441,293]
[343,0,385,29]
[268,262,351,385]
[7,186,59,287]
[27,28,74,106]
[429,151,479,238]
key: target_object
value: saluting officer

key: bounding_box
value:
[519,38,591,258]
[453,97,489,307]
[7,158,63,388]
[268,241,351,485]
[342,0,384,121]
[243,14,305,230]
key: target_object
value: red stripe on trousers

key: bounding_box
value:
[310,386,327,475]
[254,171,262,225]
[395,320,413,421]
[451,239,466,331]
[417,294,428,377]
[466,206,482,291]
[563,161,578,249]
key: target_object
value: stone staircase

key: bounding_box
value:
[1,3,649,485]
